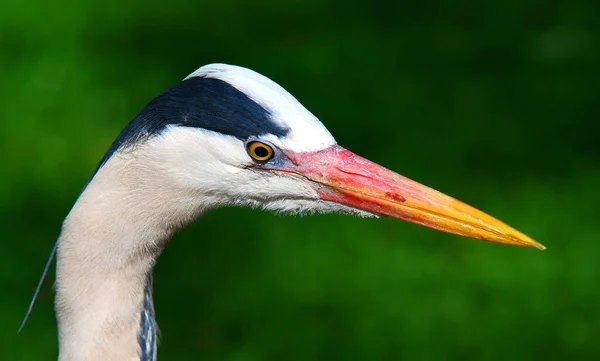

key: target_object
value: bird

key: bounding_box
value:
[28,63,545,361]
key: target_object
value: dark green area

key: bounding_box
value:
[2,0,599,359]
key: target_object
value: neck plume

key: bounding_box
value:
[55,150,202,361]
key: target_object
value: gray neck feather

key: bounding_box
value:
[138,274,157,361]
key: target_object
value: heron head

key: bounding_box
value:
[109,63,543,250]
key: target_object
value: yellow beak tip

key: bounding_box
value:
[518,236,546,251]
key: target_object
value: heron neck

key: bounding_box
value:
[55,153,202,361]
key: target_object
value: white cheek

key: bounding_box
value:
[142,127,318,201]
[136,127,240,191]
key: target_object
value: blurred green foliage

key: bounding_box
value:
[1,0,599,360]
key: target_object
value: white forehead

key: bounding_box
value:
[185,63,336,152]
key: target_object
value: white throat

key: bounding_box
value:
[55,146,205,361]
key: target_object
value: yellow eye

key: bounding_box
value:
[246,141,274,162]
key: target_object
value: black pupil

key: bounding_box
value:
[254,146,269,158]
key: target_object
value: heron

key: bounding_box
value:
[26,64,544,361]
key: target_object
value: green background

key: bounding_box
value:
[2,0,599,360]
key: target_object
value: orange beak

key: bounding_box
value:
[280,145,544,250]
